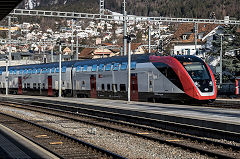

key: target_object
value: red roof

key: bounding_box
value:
[79,48,94,59]
[174,23,220,43]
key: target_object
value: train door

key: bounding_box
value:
[90,75,97,98]
[131,74,139,101]
[18,77,22,95]
[48,76,53,96]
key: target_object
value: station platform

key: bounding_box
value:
[0,123,58,159]
[0,95,240,135]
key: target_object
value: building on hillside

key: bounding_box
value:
[79,47,117,59]
[119,43,145,55]
[172,23,223,58]
[63,47,71,55]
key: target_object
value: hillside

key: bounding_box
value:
[19,0,240,19]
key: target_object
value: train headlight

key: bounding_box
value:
[209,81,213,86]
[194,81,200,87]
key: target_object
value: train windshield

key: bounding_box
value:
[183,62,210,81]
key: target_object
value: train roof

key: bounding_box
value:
[0,54,205,71]
[0,54,151,71]
[173,55,204,63]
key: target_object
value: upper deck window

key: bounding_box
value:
[121,62,127,70]
[47,68,51,74]
[27,69,32,74]
[42,68,46,74]
[83,65,88,72]
[113,63,119,71]
[37,68,41,74]
[56,67,59,73]
[62,67,66,73]
[105,64,112,71]
[32,69,37,74]
[51,68,55,73]
[98,64,104,71]
[76,66,81,72]
[92,65,97,72]
[131,62,136,70]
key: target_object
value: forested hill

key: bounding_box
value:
[20,0,240,19]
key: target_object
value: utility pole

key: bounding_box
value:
[59,43,62,97]
[8,16,12,66]
[71,19,74,60]
[123,0,127,56]
[51,40,54,62]
[220,34,223,85]
[76,35,79,60]
[194,22,198,55]
[6,16,12,96]
[148,25,151,53]
[127,36,131,102]
[5,57,8,96]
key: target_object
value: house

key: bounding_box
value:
[79,43,124,59]
[79,46,117,59]
[63,47,72,55]
[172,23,223,57]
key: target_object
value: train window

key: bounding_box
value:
[42,68,46,74]
[131,62,136,70]
[120,62,127,70]
[76,66,81,72]
[36,68,40,74]
[47,68,51,73]
[98,64,104,71]
[92,65,97,72]
[28,69,32,74]
[24,83,26,88]
[120,84,126,91]
[56,67,59,73]
[27,83,30,89]
[33,83,37,89]
[113,63,119,71]
[83,65,88,72]
[32,69,37,74]
[150,80,153,86]
[62,67,66,73]
[42,83,45,89]
[51,68,55,73]
[105,64,112,71]
[38,83,41,89]
[0,71,2,75]
[107,84,111,91]
[101,84,105,91]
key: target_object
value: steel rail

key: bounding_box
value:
[0,110,126,159]
[1,100,239,159]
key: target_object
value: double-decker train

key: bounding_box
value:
[0,54,217,103]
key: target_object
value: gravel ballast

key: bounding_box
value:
[0,105,213,159]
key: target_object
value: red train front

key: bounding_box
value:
[150,55,217,102]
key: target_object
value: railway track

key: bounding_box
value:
[0,109,125,159]
[0,101,239,159]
